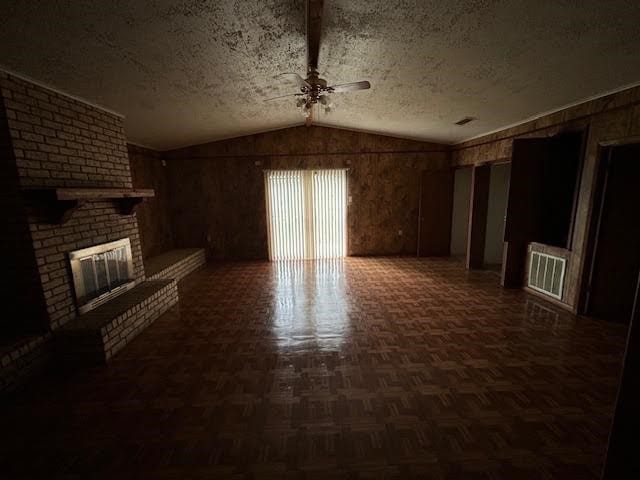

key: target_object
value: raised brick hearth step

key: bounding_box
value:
[145,248,206,282]
[56,280,178,363]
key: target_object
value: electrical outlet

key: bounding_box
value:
[398,229,403,236]
[255,160,261,166]
[161,159,167,167]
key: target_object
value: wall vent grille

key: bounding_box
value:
[455,117,475,125]
[528,252,566,300]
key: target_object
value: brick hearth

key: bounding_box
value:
[56,279,178,363]
[145,248,206,281]
[0,72,192,392]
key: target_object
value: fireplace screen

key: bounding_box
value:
[69,238,135,314]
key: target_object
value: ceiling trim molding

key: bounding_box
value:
[0,65,125,118]
[127,141,160,151]
[456,80,640,145]
[161,123,312,152]
[313,121,449,147]
[162,122,451,152]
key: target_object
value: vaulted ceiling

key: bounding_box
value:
[1,1,639,150]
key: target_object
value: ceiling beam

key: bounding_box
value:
[306,0,324,72]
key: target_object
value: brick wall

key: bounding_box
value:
[0,334,52,392]
[0,72,145,331]
[0,86,49,338]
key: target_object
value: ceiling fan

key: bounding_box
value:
[264,0,371,126]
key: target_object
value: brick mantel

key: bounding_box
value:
[24,187,155,223]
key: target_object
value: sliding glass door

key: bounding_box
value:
[264,169,347,260]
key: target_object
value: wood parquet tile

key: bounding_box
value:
[0,257,628,479]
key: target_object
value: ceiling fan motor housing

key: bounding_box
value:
[303,70,328,104]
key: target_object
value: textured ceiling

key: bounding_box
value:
[1,0,639,150]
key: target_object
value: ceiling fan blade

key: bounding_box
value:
[328,81,371,93]
[263,93,303,102]
[278,72,310,88]
[306,0,324,71]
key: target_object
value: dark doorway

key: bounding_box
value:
[586,144,640,324]
[483,162,511,271]
[502,131,584,286]
[418,169,453,256]
[450,167,472,259]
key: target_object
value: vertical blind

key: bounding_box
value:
[265,169,347,260]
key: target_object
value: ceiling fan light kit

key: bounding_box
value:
[264,0,371,125]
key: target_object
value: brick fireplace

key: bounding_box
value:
[0,71,183,389]
[0,72,145,332]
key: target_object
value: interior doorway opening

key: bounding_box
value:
[450,167,472,260]
[584,143,640,324]
[265,169,347,261]
[483,162,511,272]
[502,131,585,287]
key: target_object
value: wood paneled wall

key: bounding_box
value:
[164,126,450,260]
[128,144,175,259]
[452,85,640,311]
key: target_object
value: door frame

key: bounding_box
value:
[579,136,640,314]
[417,168,454,257]
[483,160,511,270]
[263,168,349,260]
[446,165,474,260]
[463,159,511,273]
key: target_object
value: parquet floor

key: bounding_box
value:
[0,258,628,479]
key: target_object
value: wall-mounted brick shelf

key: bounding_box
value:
[56,279,178,364]
[146,248,207,282]
[24,187,155,223]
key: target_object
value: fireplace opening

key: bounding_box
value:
[69,238,136,314]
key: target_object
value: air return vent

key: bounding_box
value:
[528,252,566,300]
[455,117,475,126]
